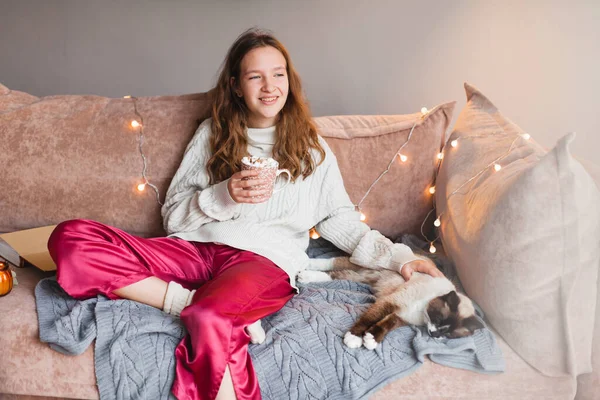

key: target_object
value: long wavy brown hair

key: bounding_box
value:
[207,28,325,184]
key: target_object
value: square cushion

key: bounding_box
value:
[316,102,455,239]
[435,83,600,377]
[0,83,212,237]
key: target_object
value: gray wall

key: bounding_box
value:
[1,0,599,161]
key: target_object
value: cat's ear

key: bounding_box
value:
[442,290,460,311]
[462,315,484,332]
[448,316,484,338]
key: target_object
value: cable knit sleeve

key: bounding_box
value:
[162,119,241,235]
[315,140,421,274]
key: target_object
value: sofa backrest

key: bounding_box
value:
[0,84,212,237]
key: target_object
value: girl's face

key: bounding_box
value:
[237,46,289,128]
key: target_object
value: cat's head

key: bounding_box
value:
[424,290,484,339]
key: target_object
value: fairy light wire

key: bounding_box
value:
[131,97,163,206]
[444,134,524,199]
[356,108,433,212]
[428,131,537,251]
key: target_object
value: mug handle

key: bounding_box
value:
[273,169,292,192]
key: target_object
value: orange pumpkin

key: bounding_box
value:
[0,260,13,296]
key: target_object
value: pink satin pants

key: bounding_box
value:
[48,219,294,400]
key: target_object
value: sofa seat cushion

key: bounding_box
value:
[0,267,97,399]
[0,267,575,399]
[371,334,575,400]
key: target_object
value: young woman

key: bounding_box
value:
[48,28,442,400]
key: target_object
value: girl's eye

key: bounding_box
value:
[249,76,261,80]
[275,73,285,77]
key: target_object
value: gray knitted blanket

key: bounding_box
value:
[35,237,504,400]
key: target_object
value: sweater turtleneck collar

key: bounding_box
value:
[247,125,276,156]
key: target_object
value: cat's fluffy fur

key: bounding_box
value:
[298,257,483,350]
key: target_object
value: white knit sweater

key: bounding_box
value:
[162,118,419,288]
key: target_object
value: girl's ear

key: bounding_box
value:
[230,77,243,97]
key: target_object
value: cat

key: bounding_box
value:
[297,257,483,350]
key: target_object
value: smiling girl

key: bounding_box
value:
[48,28,442,400]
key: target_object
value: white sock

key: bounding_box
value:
[162,281,196,317]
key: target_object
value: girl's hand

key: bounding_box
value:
[227,170,271,203]
[401,258,444,281]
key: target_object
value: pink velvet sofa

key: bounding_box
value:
[0,82,598,400]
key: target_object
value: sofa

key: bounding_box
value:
[0,81,598,400]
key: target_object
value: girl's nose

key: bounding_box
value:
[262,77,275,92]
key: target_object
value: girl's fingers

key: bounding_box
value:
[238,179,264,188]
[228,170,270,203]
[233,170,260,180]
[230,187,270,202]
[233,188,269,198]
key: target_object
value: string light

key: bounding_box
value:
[129,96,163,205]
[123,95,132,99]
[429,243,437,253]
[305,105,540,259]
[421,208,441,252]
[420,124,537,254]
[351,106,443,248]
[442,131,536,212]
[354,109,427,213]
[309,228,320,239]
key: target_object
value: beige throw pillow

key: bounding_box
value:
[435,83,600,377]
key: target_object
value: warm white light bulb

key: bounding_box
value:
[360,212,367,221]
[437,152,444,160]
[429,186,436,194]
[131,120,141,128]
[123,95,132,99]
[434,218,441,227]
[310,231,320,239]
[137,183,146,192]
[522,133,531,140]
[494,163,502,171]
[451,139,458,148]
[421,107,428,114]
[399,154,408,162]
[429,243,437,254]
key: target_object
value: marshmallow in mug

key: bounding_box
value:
[241,156,279,169]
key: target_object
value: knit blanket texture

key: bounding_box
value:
[35,236,504,400]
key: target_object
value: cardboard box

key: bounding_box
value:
[0,226,57,271]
